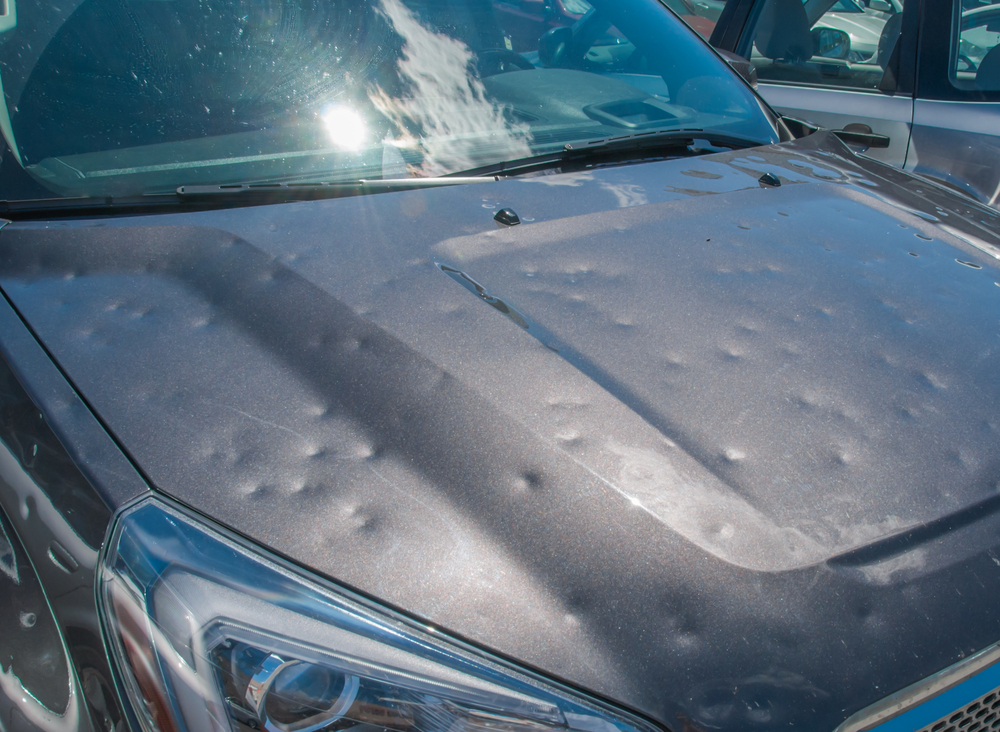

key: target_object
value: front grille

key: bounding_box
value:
[923,688,1000,732]
[835,644,1000,732]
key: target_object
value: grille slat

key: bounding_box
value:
[916,685,1000,732]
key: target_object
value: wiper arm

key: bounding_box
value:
[0,177,499,220]
[0,133,762,220]
[0,194,183,220]
[449,129,763,178]
[176,176,499,199]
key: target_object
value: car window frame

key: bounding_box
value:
[915,0,1000,101]
[708,0,757,49]
[712,0,918,94]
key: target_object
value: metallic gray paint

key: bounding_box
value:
[754,84,913,167]
[0,287,149,732]
[0,504,73,731]
[2,131,1000,732]
[712,0,1000,211]
[907,99,1000,207]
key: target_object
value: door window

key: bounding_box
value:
[738,0,902,89]
[951,1,1000,91]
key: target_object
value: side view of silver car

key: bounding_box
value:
[709,0,1000,208]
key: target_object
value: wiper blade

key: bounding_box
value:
[0,132,762,220]
[176,176,499,199]
[0,177,500,220]
[0,194,182,220]
[449,129,763,178]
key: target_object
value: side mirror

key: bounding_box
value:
[868,0,892,11]
[538,26,572,67]
[716,49,758,88]
[811,27,851,59]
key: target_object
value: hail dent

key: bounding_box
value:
[562,442,829,571]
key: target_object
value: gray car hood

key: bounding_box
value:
[3,131,1000,732]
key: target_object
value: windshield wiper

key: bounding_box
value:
[176,176,500,199]
[0,132,762,220]
[0,177,500,220]
[448,129,764,178]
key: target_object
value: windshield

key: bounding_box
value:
[0,0,778,199]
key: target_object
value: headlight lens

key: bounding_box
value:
[98,499,660,732]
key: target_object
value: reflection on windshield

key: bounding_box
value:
[0,0,778,198]
[369,0,532,176]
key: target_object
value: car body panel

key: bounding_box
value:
[906,99,1000,205]
[755,84,912,165]
[0,290,150,732]
[2,132,1000,732]
[0,502,75,732]
[711,0,1000,209]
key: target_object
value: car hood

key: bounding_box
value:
[3,132,1000,732]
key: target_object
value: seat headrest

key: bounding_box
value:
[976,44,1000,91]
[754,0,814,62]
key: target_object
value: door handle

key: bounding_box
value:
[832,123,890,148]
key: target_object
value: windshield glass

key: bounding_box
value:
[0,0,778,199]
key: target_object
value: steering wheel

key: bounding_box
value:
[958,52,978,72]
[475,49,535,76]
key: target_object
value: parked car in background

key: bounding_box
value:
[816,0,897,62]
[3,3,1000,732]
[710,0,1000,207]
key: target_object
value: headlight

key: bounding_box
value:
[98,498,660,732]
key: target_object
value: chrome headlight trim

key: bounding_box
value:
[96,495,664,732]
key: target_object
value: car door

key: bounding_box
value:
[905,0,1000,207]
[710,0,918,167]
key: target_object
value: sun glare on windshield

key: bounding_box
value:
[1,0,778,197]
[321,106,369,151]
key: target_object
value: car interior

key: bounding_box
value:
[952,4,1000,90]
[743,0,903,89]
[2,0,771,197]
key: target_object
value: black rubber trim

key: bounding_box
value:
[892,0,921,96]
[708,0,756,50]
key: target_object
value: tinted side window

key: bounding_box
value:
[951,1,1000,92]
[739,0,902,90]
[916,0,1000,100]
